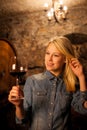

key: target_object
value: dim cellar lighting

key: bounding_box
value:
[44,0,68,23]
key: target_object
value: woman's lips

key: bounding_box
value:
[46,63,54,67]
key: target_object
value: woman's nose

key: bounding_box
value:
[48,55,53,61]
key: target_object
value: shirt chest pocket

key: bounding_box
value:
[59,92,72,112]
[33,90,48,109]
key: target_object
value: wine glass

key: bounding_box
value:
[10,57,27,100]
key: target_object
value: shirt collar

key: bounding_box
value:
[45,70,63,81]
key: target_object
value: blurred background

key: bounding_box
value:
[0,0,87,130]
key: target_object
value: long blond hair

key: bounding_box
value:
[48,36,77,92]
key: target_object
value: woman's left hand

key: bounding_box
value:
[69,58,87,94]
[69,58,84,79]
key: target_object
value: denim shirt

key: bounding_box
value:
[16,70,87,130]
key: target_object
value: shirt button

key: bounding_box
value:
[51,102,53,105]
[49,112,52,116]
[37,92,39,95]
[48,123,51,128]
[53,83,56,85]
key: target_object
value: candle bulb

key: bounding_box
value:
[20,66,23,71]
[44,3,48,11]
[63,6,68,14]
[11,56,16,71]
[12,64,16,70]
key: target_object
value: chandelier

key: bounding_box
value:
[44,0,68,23]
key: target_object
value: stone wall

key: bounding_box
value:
[0,1,87,130]
[0,3,87,76]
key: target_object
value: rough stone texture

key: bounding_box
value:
[0,3,87,76]
[0,1,87,130]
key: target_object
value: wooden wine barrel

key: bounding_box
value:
[0,39,16,107]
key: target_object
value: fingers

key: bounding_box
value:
[8,86,21,101]
[69,58,81,68]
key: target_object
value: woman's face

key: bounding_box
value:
[45,43,66,76]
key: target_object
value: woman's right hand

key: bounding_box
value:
[8,85,24,107]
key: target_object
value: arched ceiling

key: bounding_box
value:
[0,0,87,13]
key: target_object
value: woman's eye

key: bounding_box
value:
[53,54,59,57]
[45,52,50,55]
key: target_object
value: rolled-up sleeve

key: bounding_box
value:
[16,76,33,125]
[71,90,87,114]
